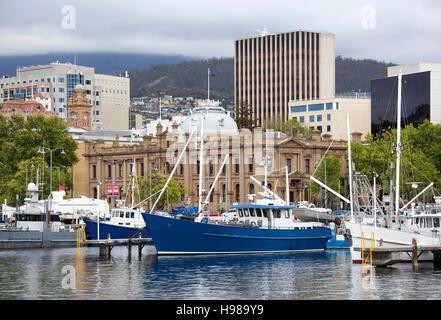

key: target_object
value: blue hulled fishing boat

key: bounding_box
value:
[142,204,332,255]
[84,207,150,240]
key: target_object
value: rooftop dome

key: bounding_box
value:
[180,100,238,135]
[74,83,85,91]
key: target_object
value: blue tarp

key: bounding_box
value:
[172,206,199,216]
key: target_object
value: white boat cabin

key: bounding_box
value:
[212,205,324,229]
[399,213,441,236]
[109,208,145,228]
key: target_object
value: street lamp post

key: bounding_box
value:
[38,147,65,197]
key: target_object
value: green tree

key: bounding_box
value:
[350,124,441,201]
[234,101,255,130]
[0,114,78,205]
[262,117,312,139]
[310,154,344,203]
[283,118,313,139]
[135,172,187,210]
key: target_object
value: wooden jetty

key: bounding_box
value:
[354,238,441,269]
[83,233,153,258]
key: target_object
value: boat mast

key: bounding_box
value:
[347,114,354,220]
[131,158,136,209]
[395,70,403,217]
[198,116,205,213]
[149,126,197,214]
[285,166,289,205]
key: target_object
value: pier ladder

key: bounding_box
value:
[361,232,375,274]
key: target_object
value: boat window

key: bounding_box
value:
[273,209,281,219]
[120,211,124,218]
[50,215,60,222]
[244,209,250,217]
[434,218,440,228]
[427,218,433,228]
[250,209,256,217]
[284,210,290,219]
[131,212,135,219]
[238,209,243,217]
[262,209,268,218]
[256,209,263,217]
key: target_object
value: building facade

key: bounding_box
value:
[371,63,441,135]
[0,62,130,130]
[234,31,335,126]
[288,96,371,140]
[77,127,356,211]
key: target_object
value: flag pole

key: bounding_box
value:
[207,68,210,101]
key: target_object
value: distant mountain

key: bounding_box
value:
[129,55,396,100]
[129,57,233,101]
[0,53,196,76]
[335,55,396,93]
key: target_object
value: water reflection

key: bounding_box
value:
[1,247,441,300]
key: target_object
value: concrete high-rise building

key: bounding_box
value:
[0,62,130,130]
[234,30,335,126]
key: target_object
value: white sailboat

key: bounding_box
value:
[343,70,441,263]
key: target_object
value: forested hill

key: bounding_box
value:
[129,55,396,100]
[335,56,396,93]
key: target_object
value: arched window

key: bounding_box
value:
[249,183,255,195]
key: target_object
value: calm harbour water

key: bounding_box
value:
[0,245,441,300]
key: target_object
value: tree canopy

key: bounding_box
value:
[134,172,187,210]
[350,120,441,201]
[0,114,78,205]
[262,117,312,139]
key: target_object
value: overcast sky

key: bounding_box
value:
[1,0,440,64]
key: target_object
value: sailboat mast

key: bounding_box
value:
[198,116,205,212]
[347,115,354,220]
[395,71,402,216]
[131,158,136,208]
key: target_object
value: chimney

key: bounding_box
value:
[311,130,321,142]
[351,132,362,143]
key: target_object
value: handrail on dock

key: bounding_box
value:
[361,232,375,273]
[76,227,87,261]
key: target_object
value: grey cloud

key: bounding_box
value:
[1,0,441,64]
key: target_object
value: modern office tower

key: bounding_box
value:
[0,62,130,130]
[371,63,441,135]
[234,30,335,126]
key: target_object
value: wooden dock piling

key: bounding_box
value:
[412,238,418,270]
[84,236,153,258]
[128,234,132,260]
[138,233,142,259]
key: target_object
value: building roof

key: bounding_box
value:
[74,83,85,91]
[179,100,238,135]
[0,100,57,119]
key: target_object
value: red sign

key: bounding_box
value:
[59,185,65,191]
[107,185,119,196]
